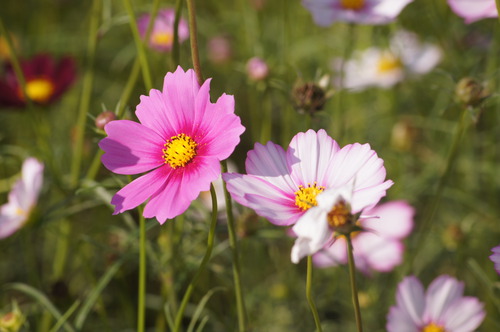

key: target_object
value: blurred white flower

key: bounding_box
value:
[338,30,442,90]
[0,158,44,239]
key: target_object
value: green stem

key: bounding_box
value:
[186,0,203,85]
[221,160,247,332]
[346,234,363,332]
[138,208,147,332]
[173,184,218,332]
[123,0,153,91]
[306,256,322,332]
[70,0,100,189]
[0,19,33,110]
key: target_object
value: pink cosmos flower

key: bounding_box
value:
[490,244,500,275]
[99,67,245,224]
[387,275,485,332]
[137,8,189,52]
[0,158,44,239]
[312,200,414,274]
[302,0,414,26]
[448,0,498,24]
[222,129,393,228]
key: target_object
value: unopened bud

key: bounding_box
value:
[0,302,25,332]
[455,77,489,107]
[246,57,269,81]
[391,119,417,151]
[95,111,116,129]
[292,82,327,115]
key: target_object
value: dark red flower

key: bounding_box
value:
[0,53,76,108]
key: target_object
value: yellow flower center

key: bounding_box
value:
[151,31,174,47]
[163,133,198,169]
[327,199,352,228]
[23,78,55,103]
[15,207,27,217]
[294,183,325,211]
[377,53,403,73]
[340,0,365,10]
[421,323,446,332]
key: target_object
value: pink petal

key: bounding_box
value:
[288,129,340,187]
[222,173,299,226]
[354,232,404,272]
[351,180,393,213]
[100,120,165,175]
[312,238,346,268]
[144,155,220,223]
[135,89,181,139]
[386,306,420,332]
[197,93,245,160]
[395,276,425,326]
[0,212,25,239]
[423,275,464,323]
[362,201,415,238]
[245,141,297,193]
[448,0,498,23]
[110,166,168,214]
[442,297,485,332]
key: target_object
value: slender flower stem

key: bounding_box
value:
[346,234,363,332]
[70,0,100,189]
[137,208,147,332]
[122,0,153,91]
[496,0,500,22]
[306,256,322,332]
[186,0,203,85]
[221,160,247,332]
[173,184,218,332]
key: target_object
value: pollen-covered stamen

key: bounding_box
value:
[163,133,198,169]
[340,0,365,11]
[421,323,446,332]
[327,199,352,228]
[377,53,403,73]
[20,78,55,103]
[294,183,325,211]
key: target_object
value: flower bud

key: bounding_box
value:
[455,77,489,107]
[95,111,116,129]
[246,57,269,81]
[0,302,25,332]
[292,82,327,115]
[391,119,417,151]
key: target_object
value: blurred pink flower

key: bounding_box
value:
[302,0,414,26]
[223,129,392,228]
[387,275,485,332]
[312,200,414,273]
[137,8,189,52]
[99,67,245,223]
[490,244,500,274]
[448,0,498,24]
[339,30,441,90]
[246,57,269,81]
[0,158,44,239]
[207,36,232,64]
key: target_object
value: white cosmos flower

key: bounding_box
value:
[291,182,376,264]
[0,158,44,239]
[338,30,442,90]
